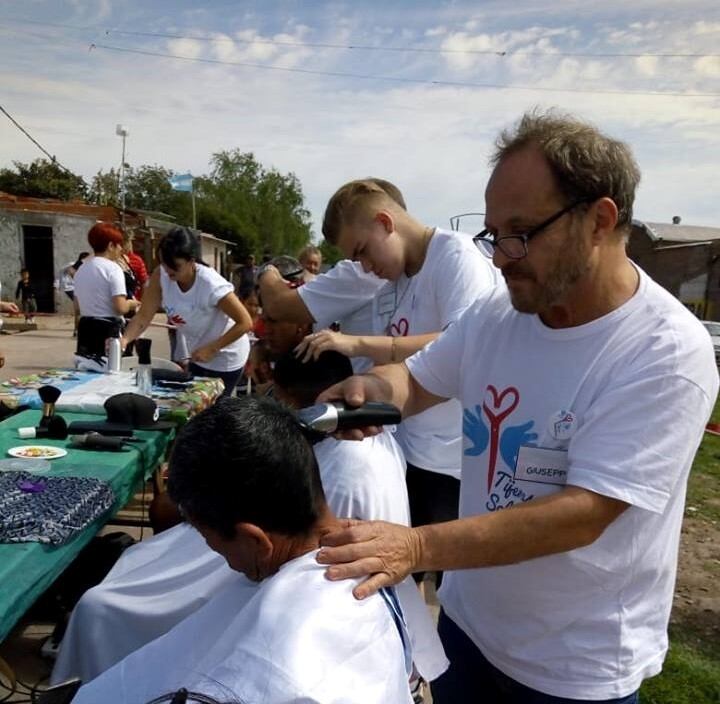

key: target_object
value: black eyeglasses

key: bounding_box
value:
[473,199,589,260]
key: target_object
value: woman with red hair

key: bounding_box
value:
[73,222,139,370]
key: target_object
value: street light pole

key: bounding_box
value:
[115,124,129,214]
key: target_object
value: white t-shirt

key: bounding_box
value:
[72,551,414,704]
[299,259,386,373]
[53,432,446,685]
[377,228,501,477]
[298,259,385,332]
[160,265,249,373]
[299,231,501,476]
[406,267,719,699]
[73,256,126,317]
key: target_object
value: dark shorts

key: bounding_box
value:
[405,463,460,585]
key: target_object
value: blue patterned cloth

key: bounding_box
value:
[0,471,115,545]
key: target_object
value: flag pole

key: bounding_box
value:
[191,183,197,230]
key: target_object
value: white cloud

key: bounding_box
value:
[635,56,658,77]
[167,38,204,60]
[425,26,447,37]
[1,0,719,233]
[694,56,720,78]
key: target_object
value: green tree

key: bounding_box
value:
[88,165,193,224]
[319,239,343,267]
[0,158,86,200]
[200,150,312,256]
[88,168,120,206]
[125,165,190,222]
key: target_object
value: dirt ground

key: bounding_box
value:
[672,517,720,651]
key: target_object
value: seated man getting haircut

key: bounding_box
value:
[72,396,416,703]
[54,353,445,690]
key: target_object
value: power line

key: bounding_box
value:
[3,17,720,59]
[106,27,720,59]
[0,104,77,174]
[90,43,720,98]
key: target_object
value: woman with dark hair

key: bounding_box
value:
[122,227,252,396]
[73,223,140,370]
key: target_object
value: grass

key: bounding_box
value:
[641,640,720,704]
[639,397,720,703]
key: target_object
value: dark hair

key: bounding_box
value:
[269,255,304,283]
[20,268,29,275]
[87,223,124,253]
[322,178,407,244]
[167,396,326,539]
[492,109,641,232]
[158,227,208,270]
[273,350,353,407]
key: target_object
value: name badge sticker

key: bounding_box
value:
[514,446,569,486]
[548,409,577,441]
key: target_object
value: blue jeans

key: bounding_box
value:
[188,363,242,398]
[432,611,640,704]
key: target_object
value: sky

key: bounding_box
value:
[0,0,719,239]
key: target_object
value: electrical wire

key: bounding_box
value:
[0,104,78,175]
[89,43,720,98]
[3,16,719,58]
[105,27,720,59]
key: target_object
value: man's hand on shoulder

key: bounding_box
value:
[317,519,423,600]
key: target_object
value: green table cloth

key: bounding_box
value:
[0,410,174,643]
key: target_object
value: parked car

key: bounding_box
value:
[701,320,720,365]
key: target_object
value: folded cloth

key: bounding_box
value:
[0,471,115,545]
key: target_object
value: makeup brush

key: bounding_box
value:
[18,415,68,440]
[38,385,62,428]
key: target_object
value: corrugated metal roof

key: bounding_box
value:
[644,221,720,243]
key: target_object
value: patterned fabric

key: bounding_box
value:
[0,471,115,545]
[1,369,224,426]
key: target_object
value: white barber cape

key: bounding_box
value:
[72,550,414,704]
[54,431,446,686]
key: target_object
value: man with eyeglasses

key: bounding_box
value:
[315,109,719,703]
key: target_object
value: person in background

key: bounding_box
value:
[15,268,37,325]
[232,253,257,299]
[63,252,89,336]
[121,235,149,300]
[0,297,20,367]
[73,224,139,370]
[122,227,252,397]
[298,244,323,282]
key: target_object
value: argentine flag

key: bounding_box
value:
[169,173,194,192]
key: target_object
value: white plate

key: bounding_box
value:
[7,445,68,460]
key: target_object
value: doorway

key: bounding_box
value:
[22,225,55,313]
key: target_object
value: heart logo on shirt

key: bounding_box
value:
[168,313,187,327]
[484,385,519,418]
[390,318,409,337]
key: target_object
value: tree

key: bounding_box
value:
[84,151,313,256]
[200,150,312,256]
[319,239,343,267]
[88,168,120,206]
[0,158,86,200]
[88,165,193,224]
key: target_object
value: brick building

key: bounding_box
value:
[0,193,232,314]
